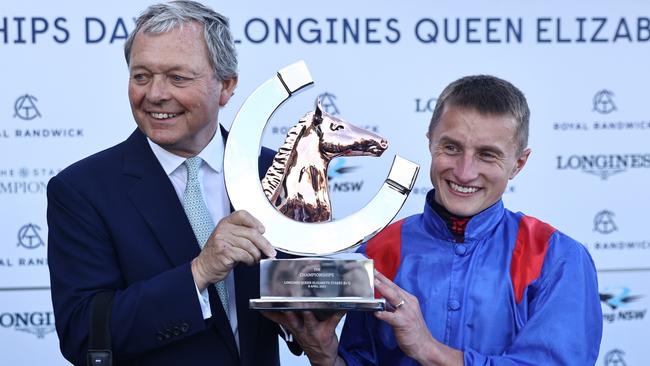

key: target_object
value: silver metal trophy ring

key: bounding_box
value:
[223,60,419,256]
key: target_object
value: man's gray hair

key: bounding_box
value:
[428,75,530,154]
[124,0,237,81]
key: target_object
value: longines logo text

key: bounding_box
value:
[0,167,60,195]
[600,286,646,324]
[0,311,56,339]
[415,97,437,113]
[556,153,650,180]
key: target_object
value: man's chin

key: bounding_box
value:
[443,199,482,217]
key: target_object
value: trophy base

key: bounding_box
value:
[250,298,385,311]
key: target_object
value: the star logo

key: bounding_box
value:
[593,210,618,234]
[599,287,643,310]
[14,94,42,120]
[593,90,617,114]
[316,92,340,115]
[604,349,627,366]
[17,223,45,249]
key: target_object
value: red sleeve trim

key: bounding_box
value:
[366,219,405,297]
[510,216,556,304]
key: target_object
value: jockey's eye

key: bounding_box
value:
[330,124,344,131]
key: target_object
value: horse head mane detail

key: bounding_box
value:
[261,102,387,222]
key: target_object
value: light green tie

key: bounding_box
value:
[182,156,230,319]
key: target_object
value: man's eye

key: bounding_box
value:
[479,152,498,161]
[443,145,459,154]
[132,74,149,82]
[171,75,191,84]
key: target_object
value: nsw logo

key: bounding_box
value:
[600,286,646,324]
[600,286,642,310]
[328,158,364,192]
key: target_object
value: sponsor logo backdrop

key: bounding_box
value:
[1,0,648,364]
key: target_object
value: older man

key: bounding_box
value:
[269,75,602,365]
[47,2,288,365]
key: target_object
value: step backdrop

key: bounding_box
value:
[1,0,648,364]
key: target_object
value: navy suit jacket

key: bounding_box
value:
[47,128,282,366]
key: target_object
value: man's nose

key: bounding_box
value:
[453,153,479,182]
[146,75,171,103]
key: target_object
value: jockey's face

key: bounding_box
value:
[427,105,530,217]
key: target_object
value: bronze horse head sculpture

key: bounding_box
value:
[262,100,388,222]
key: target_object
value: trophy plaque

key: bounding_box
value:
[223,61,419,310]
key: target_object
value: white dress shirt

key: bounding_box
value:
[147,127,240,349]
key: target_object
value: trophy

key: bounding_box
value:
[223,61,419,310]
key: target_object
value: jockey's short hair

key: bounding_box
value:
[428,75,529,154]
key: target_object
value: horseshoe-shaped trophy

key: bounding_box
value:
[224,61,419,310]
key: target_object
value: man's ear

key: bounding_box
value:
[510,148,531,179]
[219,77,238,106]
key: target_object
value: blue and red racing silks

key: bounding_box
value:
[339,190,602,366]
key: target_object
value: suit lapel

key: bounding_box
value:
[122,129,240,359]
[123,130,199,267]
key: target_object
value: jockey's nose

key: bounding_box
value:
[380,139,388,149]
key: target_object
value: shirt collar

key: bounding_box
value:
[147,126,224,175]
[422,188,505,242]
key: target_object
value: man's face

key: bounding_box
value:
[428,105,530,217]
[128,22,237,157]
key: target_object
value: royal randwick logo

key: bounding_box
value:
[317,92,339,115]
[14,94,41,120]
[4,94,85,139]
[554,88,650,131]
[593,210,617,235]
[17,223,45,249]
[603,349,627,366]
[593,90,617,115]
[591,209,650,252]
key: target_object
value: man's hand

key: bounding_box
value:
[262,311,346,366]
[191,210,276,290]
[374,271,463,366]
